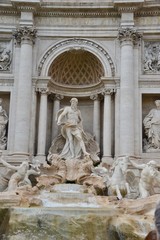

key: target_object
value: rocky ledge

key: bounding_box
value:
[0,191,159,240]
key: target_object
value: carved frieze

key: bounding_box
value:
[13,27,37,45]
[143,41,160,73]
[118,28,142,45]
[0,42,12,72]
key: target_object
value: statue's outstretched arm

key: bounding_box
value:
[130,160,145,170]
[1,157,18,171]
[27,169,40,177]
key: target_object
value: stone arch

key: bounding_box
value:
[38,38,115,78]
[48,49,105,86]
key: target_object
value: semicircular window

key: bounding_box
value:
[48,50,104,86]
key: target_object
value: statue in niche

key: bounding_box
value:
[144,42,160,73]
[0,98,8,150]
[0,46,11,71]
[56,98,90,159]
[49,97,100,163]
[143,100,160,152]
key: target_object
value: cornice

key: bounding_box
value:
[118,6,140,13]
[135,9,160,17]
[139,75,160,88]
[0,1,159,18]
[40,1,113,9]
[0,78,14,87]
[11,0,41,11]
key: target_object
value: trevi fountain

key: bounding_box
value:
[0,0,160,239]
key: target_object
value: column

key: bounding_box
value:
[90,94,101,145]
[13,27,37,155]
[29,82,37,155]
[114,86,120,157]
[37,88,48,157]
[118,28,141,156]
[134,43,141,156]
[7,41,21,151]
[102,89,113,158]
[51,94,64,140]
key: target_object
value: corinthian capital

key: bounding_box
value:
[118,28,142,45]
[102,88,115,96]
[13,26,37,45]
[36,87,49,94]
[90,94,101,101]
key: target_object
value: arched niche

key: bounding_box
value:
[48,49,105,87]
[38,38,115,79]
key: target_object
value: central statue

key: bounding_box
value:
[57,98,90,160]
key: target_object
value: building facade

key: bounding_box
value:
[0,0,160,164]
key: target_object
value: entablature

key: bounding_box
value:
[0,0,160,18]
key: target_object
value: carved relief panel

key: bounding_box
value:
[0,94,10,150]
[0,41,12,72]
[143,41,160,73]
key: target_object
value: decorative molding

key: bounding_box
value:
[0,79,14,86]
[118,28,142,45]
[11,0,41,12]
[135,10,160,17]
[0,9,160,18]
[0,2,160,18]
[0,10,18,15]
[47,79,107,97]
[118,6,139,13]
[13,26,37,45]
[38,38,115,77]
[35,10,120,18]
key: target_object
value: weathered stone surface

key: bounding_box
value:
[0,193,159,239]
[0,207,150,240]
